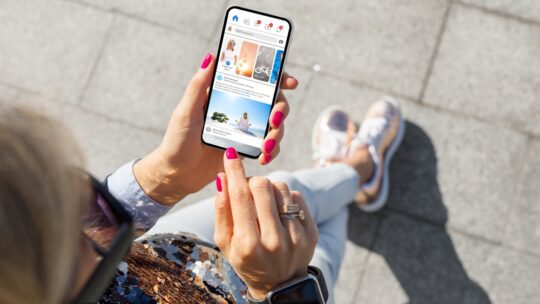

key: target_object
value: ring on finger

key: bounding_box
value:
[279,210,305,221]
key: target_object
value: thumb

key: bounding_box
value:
[179,52,215,113]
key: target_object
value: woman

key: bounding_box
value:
[220,39,238,66]
[0,53,404,303]
[236,112,252,132]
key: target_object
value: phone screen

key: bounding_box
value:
[202,6,292,158]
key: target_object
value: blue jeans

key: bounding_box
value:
[145,163,359,304]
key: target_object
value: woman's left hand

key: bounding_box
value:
[133,53,298,206]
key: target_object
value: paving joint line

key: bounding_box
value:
[351,216,383,302]
[456,1,540,28]
[384,206,540,261]
[78,15,114,105]
[418,0,453,103]
[500,136,531,243]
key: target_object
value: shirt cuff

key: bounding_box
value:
[105,160,172,230]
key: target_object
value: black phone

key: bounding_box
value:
[201,6,293,158]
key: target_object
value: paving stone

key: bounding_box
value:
[82,16,208,131]
[0,84,18,103]
[398,100,528,241]
[487,247,540,304]
[12,92,161,178]
[356,212,492,304]
[504,140,540,256]
[234,0,448,98]
[460,0,540,22]
[74,0,228,40]
[0,0,111,103]
[424,5,540,135]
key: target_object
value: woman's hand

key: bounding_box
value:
[214,148,319,300]
[134,53,298,206]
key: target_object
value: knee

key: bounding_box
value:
[266,170,300,191]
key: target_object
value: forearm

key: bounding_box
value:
[105,160,172,231]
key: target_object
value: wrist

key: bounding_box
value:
[133,148,188,206]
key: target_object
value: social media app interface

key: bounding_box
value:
[204,8,290,148]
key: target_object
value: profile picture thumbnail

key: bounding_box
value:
[236,41,258,77]
[220,38,238,67]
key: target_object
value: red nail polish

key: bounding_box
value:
[264,139,276,153]
[201,53,212,69]
[226,147,238,159]
[272,111,284,128]
[216,176,222,192]
[264,154,272,164]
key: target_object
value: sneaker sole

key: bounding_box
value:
[356,99,405,213]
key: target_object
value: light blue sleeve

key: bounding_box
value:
[105,160,172,230]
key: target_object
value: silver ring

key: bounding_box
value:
[279,210,305,220]
[280,203,300,213]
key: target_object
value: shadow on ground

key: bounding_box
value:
[348,121,491,303]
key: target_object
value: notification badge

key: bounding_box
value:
[265,22,273,30]
[255,19,262,27]
[276,25,284,32]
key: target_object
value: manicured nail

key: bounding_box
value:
[215,175,222,192]
[272,111,284,128]
[264,139,276,153]
[226,147,237,159]
[201,53,212,69]
[264,154,272,164]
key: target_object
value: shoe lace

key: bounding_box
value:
[358,117,387,147]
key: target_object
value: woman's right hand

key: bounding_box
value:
[214,147,319,300]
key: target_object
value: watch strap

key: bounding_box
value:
[308,265,329,303]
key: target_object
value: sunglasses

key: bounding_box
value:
[73,174,134,304]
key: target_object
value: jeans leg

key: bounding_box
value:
[309,208,349,304]
[266,163,359,225]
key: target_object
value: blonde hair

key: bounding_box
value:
[0,105,86,304]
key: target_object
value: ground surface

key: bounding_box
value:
[1,0,539,303]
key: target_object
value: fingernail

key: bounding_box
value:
[201,53,212,69]
[264,139,276,153]
[226,147,237,159]
[216,175,222,192]
[272,111,284,128]
[264,154,272,164]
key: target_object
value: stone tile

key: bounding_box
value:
[12,93,161,178]
[74,0,228,40]
[424,6,540,135]
[460,0,540,22]
[356,212,492,303]
[504,140,540,256]
[300,74,528,241]
[82,16,208,131]
[488,247,540,304]
[0,84,19,103]
[233,0,448,98]
[397,101,528,241]
[0,0,111,103]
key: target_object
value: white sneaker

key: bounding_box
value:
[311,97,405,213]
[354,96,405,212]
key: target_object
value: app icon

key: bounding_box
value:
[217,74,223,81]
[276,25,284,32]
[278,39,284,44]
[265,22,273,30]
[243,18,250,25]
[232,15,239,22]
[255,19,262,27]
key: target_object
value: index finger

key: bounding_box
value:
[280,72,298,90]
[223,147,260,238]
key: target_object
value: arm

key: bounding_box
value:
[105,160,171,231]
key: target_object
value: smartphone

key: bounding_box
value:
[201,6,293,158]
